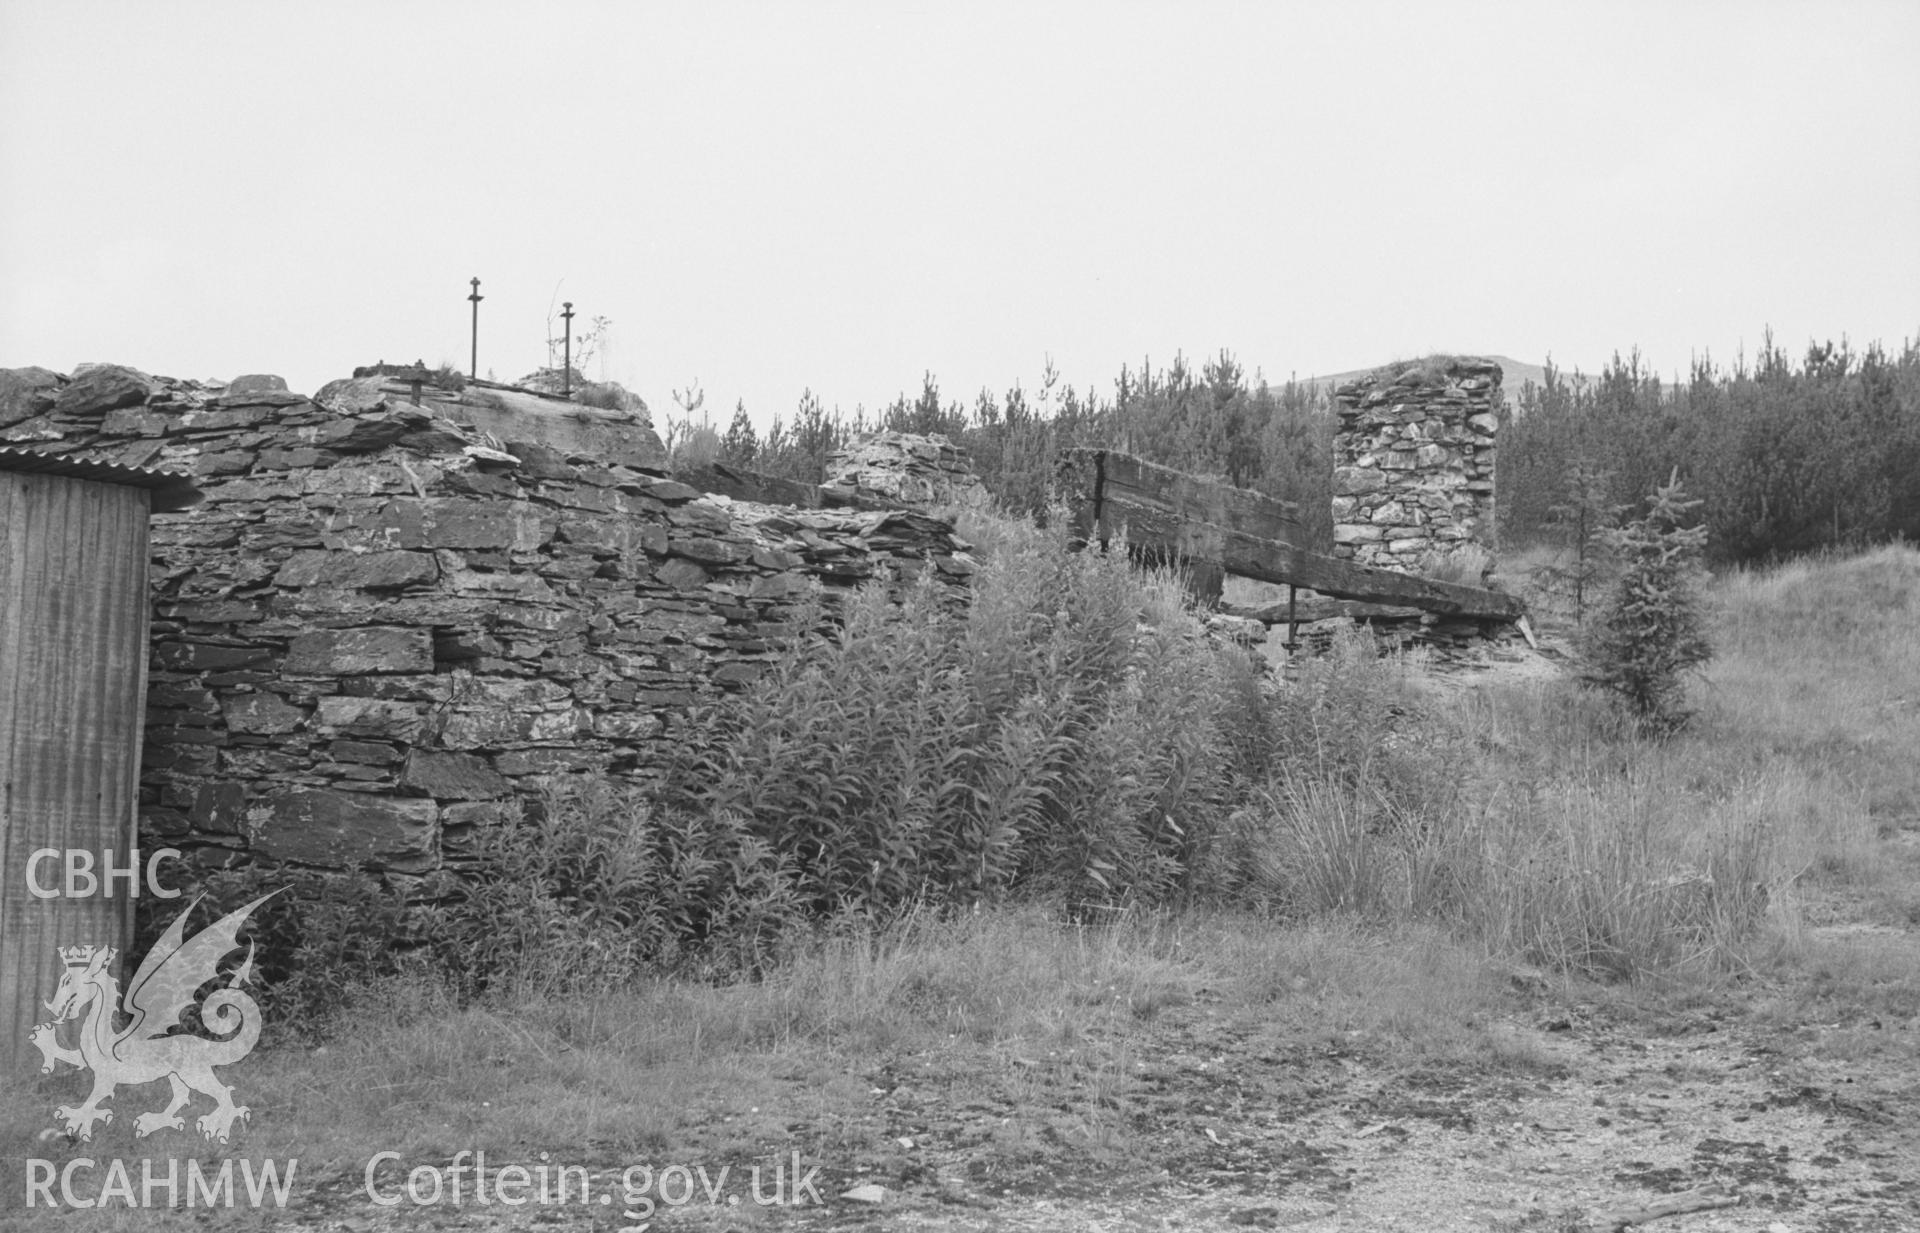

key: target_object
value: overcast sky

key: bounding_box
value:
[3,1,1916,427]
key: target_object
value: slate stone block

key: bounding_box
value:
[52,364,151,418]
[190,782,249,836]
[153,641,273,671]
[226,374,289,396]
[286,627,433,675]
[0,366,62,427]
[314,696,424,741]
[655,559,710,589]
[250,788,437,872]
[276,550,438,590]
[222,692,305,734]
[402,750,510,799]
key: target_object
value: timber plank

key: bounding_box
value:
[1061,448,1525,621]
[1063,449,1301,545]
[1220,597,1425,624]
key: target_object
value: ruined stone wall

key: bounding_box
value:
[1331,358,1501,569]
[0,365,973,877]
[824,432,991,509]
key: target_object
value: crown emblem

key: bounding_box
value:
[59,945,110,968]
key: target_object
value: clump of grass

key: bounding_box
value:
[1379,353,1474,386]
[1414,542,1495,586]
[574,379,645,416]
[1459,765,1778,980]
[666,420,721,470]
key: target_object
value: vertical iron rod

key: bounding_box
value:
[561,301,575,397]
[467,278,483,379]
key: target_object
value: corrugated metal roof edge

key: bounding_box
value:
[0,447,204,513]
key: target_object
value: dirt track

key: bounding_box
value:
[242,962,1918,1233]
[788,991,1918,1232]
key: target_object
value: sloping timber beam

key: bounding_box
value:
[1059,449,1526,621]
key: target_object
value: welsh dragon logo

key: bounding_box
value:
[29,890,281,1143]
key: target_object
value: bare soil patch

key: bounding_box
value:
[194,959,1918,1233]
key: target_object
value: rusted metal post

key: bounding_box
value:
[467,278,483,379]
[561,301,575,397]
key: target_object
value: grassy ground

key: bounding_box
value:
[6,546,1918,1230]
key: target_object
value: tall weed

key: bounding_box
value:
[664,516,1261,916]
[443,776,802,994]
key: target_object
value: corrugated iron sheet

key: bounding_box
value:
[0,471,152,1076]
[0,447,202,512]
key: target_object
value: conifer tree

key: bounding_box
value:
[1579,471,1713,733]
[1537,460,1621,624]
[719,400,759,468]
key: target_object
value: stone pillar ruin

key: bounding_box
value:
[1331,357,1501,570]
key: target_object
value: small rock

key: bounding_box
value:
[841,1183,887,1205]
[0,366,62,427]
[227,373,290,396]
[53,363,151,419]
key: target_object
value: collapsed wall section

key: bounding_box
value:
[1331,357,1501,570]
[0,365,973,877]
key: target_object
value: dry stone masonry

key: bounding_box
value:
[823,432,991,509]
[1,363,973,877]
[1331,357,1501,570]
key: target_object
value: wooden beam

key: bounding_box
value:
[1061,448,1526,621]
[1220,597,1425,624]
[1057,450,1253,606]
[1060,449,1301,548]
